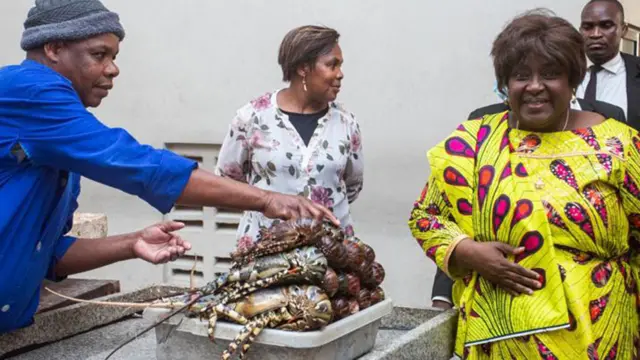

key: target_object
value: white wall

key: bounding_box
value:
[1,0,597,308]
[621,0,640,26]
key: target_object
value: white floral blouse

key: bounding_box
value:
[215,89,364,249]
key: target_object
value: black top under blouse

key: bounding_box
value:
[280,107,329,146]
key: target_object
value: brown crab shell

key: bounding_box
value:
[330,297,351,321]
[347,298,360,315]
[371,262,385,286]
[369,288,381,304]
[370,286,385,304]
[362,243,376,263]
[321,267,339,297]
[345,236,374,261]
[357,261,376,287]
[337,272,361,297]
[357,288,372,309]
[343,240,365,271]
[316,235,349,269]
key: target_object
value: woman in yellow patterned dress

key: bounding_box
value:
[409,10,640,360]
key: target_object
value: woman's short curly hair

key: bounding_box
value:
[278,25,340,82]
[491,9,586,95]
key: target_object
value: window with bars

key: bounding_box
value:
[161,143,243,287]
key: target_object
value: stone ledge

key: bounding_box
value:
[380,306,446,330]
[2,286,460,360]
[0,284,185,358]
[360,309,457,360]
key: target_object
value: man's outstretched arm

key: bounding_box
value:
[176,168,338,225]
[54,221,190,278]
[19,80,338,226]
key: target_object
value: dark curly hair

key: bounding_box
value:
[491,9,586,96]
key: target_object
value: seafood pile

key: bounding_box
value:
[105,219,385,360]
[226,218,386,323]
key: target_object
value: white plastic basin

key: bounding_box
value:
[143,298,393,360]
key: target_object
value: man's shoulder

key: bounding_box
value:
[621,52,640,61]
[584,99,627,122]
[621,52,640,68]
[0,60,71,95]
[467,102,509,120]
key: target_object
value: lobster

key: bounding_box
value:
[103,245,329,360]
[102,218,384,360]
[229,218,326,267]
[200,245,328,295]
[195,284,333,360]
[229,218,360,274]
[155,245,330,341]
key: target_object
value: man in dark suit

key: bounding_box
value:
[578,0,640,129]
[429,98,626,310]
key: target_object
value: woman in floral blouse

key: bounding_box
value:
[216,25,364,250]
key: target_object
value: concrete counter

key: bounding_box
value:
[4,301,457,360]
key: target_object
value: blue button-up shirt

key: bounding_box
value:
[0,60,198,333]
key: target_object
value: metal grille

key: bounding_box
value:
[161,143,243,288]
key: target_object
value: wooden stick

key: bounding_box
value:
[43,287,184,309]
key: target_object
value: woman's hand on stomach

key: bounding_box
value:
[453,239,543,296]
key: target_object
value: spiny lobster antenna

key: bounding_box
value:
[104,293,204,360]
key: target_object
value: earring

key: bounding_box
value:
[499,88,509,107]
[571,90,577,104]
[302,76,307,92]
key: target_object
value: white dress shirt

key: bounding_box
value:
[576,53,628,120]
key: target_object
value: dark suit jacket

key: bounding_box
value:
[622,53,640,129]
[430,98,627,303]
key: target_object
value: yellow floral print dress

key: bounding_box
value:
[409,111,640,359]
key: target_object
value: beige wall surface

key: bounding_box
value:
[1,0,593,308]
[621,0,640,26]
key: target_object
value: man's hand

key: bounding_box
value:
[132,221,192,264]
[262,192,340,226]
[177,169,341,226]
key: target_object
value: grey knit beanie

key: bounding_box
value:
[20,0,125,51]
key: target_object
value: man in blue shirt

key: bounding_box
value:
[0,0,338,334]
